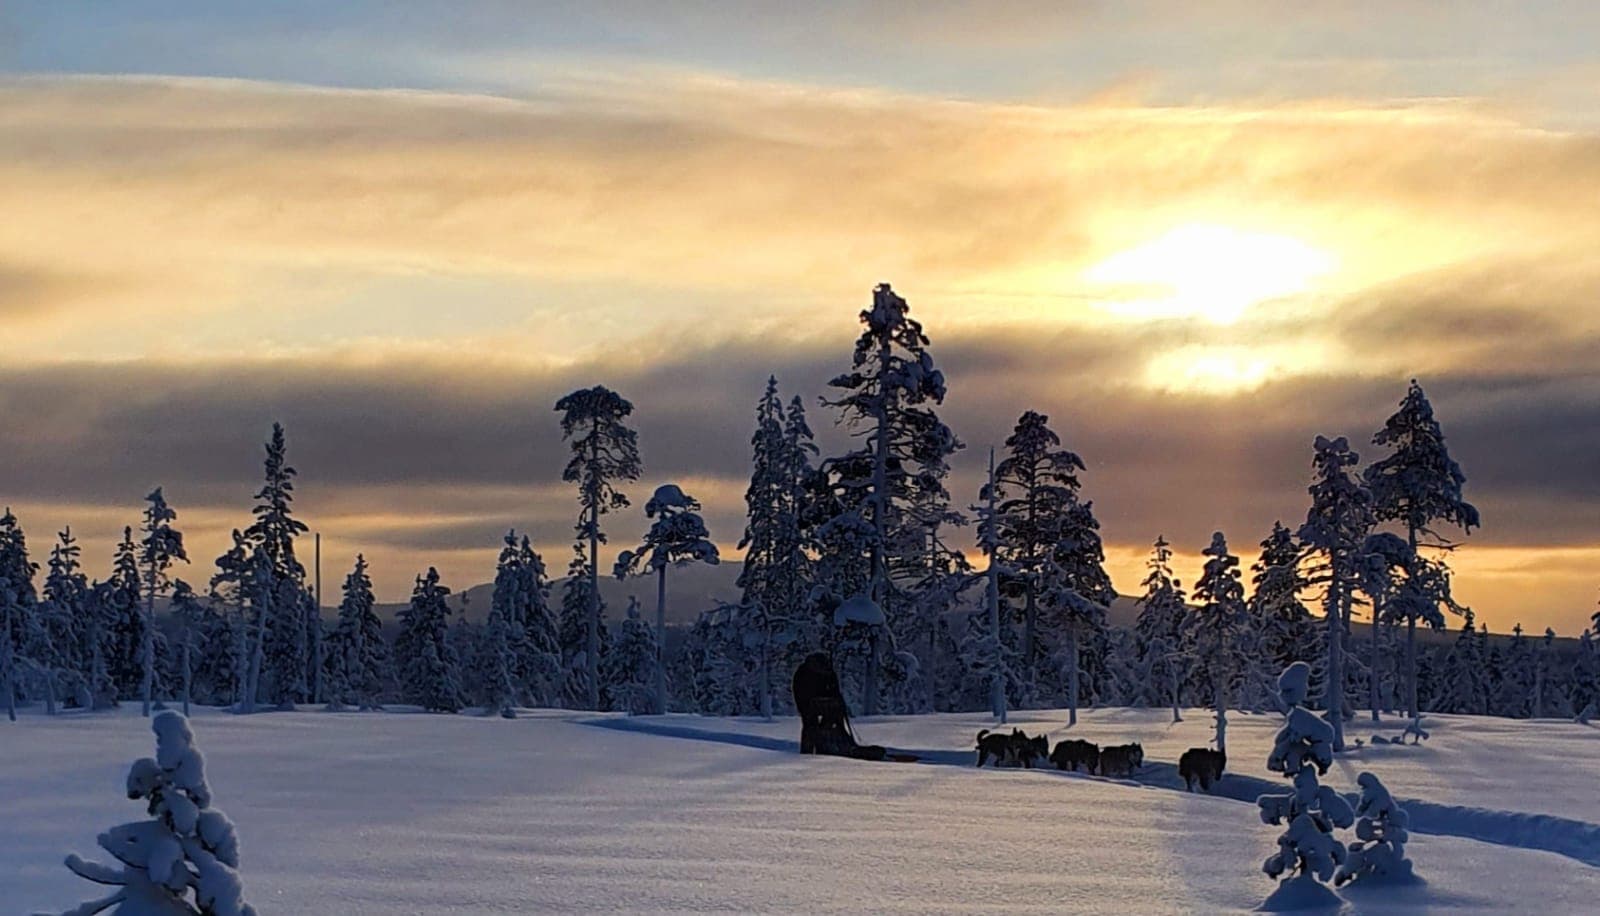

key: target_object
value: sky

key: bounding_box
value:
[2,2,1598,633]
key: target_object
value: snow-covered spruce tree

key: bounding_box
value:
[555,385,641,711]
[50,711,255,916]
[1298,435,1375,751]
[183,591,234,709]
[3,510,69,718]
[557,544,611,709]
[140,488,189,717]
[1135,535,1189,720]
[1534,627,1558,719]
[1435,609,1487,714]
[167,581,206,717]
[1187,532,1249,753]
[1572,629,1600,723]
[1039,498,1115,724]
[973,448,1010,721]
[1250,523,1319,686]
[1258,661,1354,910]
[107,527,148,701]
[477,534,534,718]
[206,530,253,709]
[1493,623,1535,718]
[991,410,1085,689]
[735,379,817,718]
[478,532,557,713]
[43,526,94,708]
[601,597,659,715]
[2,509,41,721]
[245,424,311,709]
[1365,380,1478,720]
[615,484,720,715]
[323,554,390,711]
[394,568,462,713]
[816,284,962,716]
[1335,772,1414,887]
[1483,625,1505,711]
[1357,532,1411,721]
[512,535,561,707]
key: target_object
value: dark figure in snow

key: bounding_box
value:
[1050,738,1100,773]
[792,653,886,760]
[1098,742,1144,777]
[975,728,1048,768]
[1179,747,1227,792]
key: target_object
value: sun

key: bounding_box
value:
[1084,223,1336,324]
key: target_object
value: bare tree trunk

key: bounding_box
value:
[1170,659,1182,723]
[1405,523,1421,720]
[1215,674,1230,754]
[141,571,156,718]
[3,612,15,722]
[865,325,892,721]
[655,564,668,715]
[1324,578,1345,752]
[1066,627,1080,727]
[1369,594,1382,723]
[243,594,268,714]
[586,495,601,712]
[986,448,1006,724]
[310,533,323,706]
[760,602,773,721]
[181,608,192,717]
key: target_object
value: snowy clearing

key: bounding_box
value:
[6,706,1600,914]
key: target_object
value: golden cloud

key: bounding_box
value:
[3,73,1599,361]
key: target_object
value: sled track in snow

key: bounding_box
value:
[581,716,1600,869]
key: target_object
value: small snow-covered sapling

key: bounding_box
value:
[1257,662,1354,906]
[1335,772,1415,886]
[43,711,256,916]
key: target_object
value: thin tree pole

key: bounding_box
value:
[180,603,191,717]
[655,563,668,715]
[986,447,1006,724]
[141,554,156,718]
[3,602,15,722]
[1405,524,1420,720]
[1369,586,1382,723]
[312,532,322,705]
[759,600,773,721]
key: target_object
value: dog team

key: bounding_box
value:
[973,728,1226,791]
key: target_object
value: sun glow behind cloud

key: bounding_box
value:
[1085,223,1337,325]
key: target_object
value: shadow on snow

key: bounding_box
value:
[581,715,1600,870]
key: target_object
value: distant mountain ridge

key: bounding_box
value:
[370,559,1150,631]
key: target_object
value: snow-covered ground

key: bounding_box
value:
[6,706,1599,913]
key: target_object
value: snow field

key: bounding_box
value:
[6,706,1600,913]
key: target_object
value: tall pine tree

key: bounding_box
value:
[43,527,95,708]
[1299,435,1375,751]
[556,385,641,711]
[1040,500,1114,724]
[105,527,146,700]
[1135,535,1188,719]
[1365,380,1479,719]
[816,284,962,715]
[139,487,188,716]
[236,424,311,710]
[992,411,1085,688]
[1,510,45,720]
[616,485,719,715]
[735,379,817,718]
[1186,532,1249,753]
